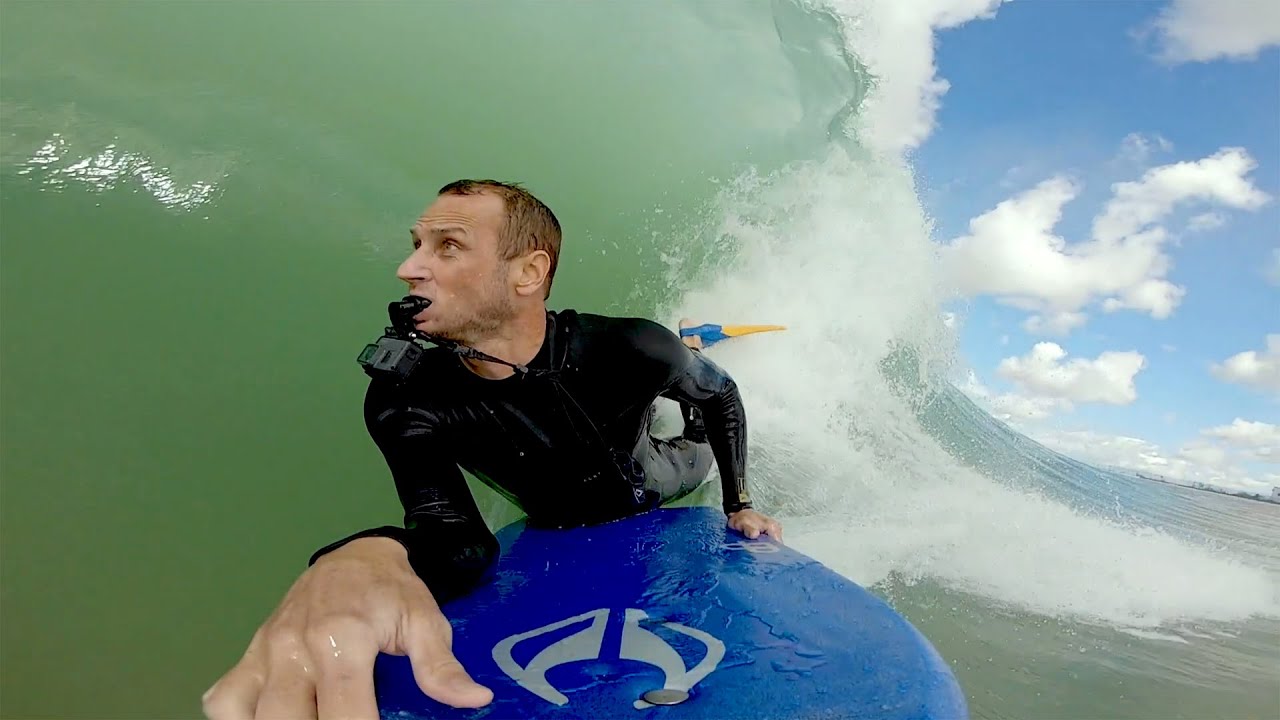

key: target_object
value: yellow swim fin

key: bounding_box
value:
[680,323,787,348]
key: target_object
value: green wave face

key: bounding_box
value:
[5,3,1278,720]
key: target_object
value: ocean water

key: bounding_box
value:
[2,2,1277,719]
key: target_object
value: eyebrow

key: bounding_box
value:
[423,225,468,236]
[410,225,470,243]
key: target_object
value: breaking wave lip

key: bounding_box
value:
[655,0,1280,631]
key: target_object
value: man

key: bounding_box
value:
[202,180,782,720]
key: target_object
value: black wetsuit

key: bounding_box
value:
[310,309,752,601]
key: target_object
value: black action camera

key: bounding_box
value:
[356,295,432,382]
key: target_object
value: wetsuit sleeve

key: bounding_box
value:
[307,381,499,604]
[625,319,753,515]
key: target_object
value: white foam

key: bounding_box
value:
[662,146,1280,629]
[811,0,1009,155]
[1119,628,1191,644]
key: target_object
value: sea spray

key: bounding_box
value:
[657,142,1279,630]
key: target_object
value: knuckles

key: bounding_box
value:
[302,614,372,657]
[261,624,308,661]
[409,605,454,646]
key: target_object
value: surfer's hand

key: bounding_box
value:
[202,536,492,720]
[727,508,783,542]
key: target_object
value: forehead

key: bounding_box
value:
[415,192,506,234]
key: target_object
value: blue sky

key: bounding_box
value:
[903,0,1279,490]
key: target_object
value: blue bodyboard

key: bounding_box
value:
[374,506,967,719]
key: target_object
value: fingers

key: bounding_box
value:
[753,515,783,542]
[253,661,317,720]
[728,512,784,543]
[307,621,381,720]
[405,610,493,708]
[203,655,264,720]
[314,646,380,720]
[728,513,759,539]
[765,519,784,543]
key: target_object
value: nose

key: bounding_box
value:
[396,247,432,288]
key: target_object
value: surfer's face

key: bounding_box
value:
[399,192,517,343]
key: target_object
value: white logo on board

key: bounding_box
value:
[721,540,779,554]
[491,608,726,709]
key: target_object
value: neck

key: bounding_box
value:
[460,306,548,380]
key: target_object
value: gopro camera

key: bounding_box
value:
[356,296,432,382]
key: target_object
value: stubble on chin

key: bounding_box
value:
[439,283,515,345]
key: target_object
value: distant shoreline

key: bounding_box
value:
[1132,471,1280,505]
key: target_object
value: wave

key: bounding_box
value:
[4,0,1273,633]
[648,1,1279,629]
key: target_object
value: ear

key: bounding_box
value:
[511,249,552,297]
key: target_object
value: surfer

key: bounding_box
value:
[202,179,782,720]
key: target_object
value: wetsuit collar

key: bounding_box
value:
[531,309,558,371]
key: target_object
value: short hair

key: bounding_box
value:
[437,179,561,299]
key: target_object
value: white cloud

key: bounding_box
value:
[1035,430,1177,473]
[997,342,1146,405]
[1092,147,1270,243]
[958,343,1148,422]
[1186,212,1226,232]
[1202,419,1280,463]
[1032,428,1275,494]
[1118,132,1174,166]
[1211,334,1280,395]
[1023,417,1279,494]
[820,0,1010,154]
[1023,311,1087,336]
[1177,441,1229,468]
[959,370,1070,421]
[1146,0,1280,64]
[1098,277,1185,319]
[940,147,1270,333]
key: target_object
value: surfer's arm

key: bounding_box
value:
[668,350,753,514]
[626,319,752,515]
[308,383,499,603]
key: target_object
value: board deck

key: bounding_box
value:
[373,506,967,719]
